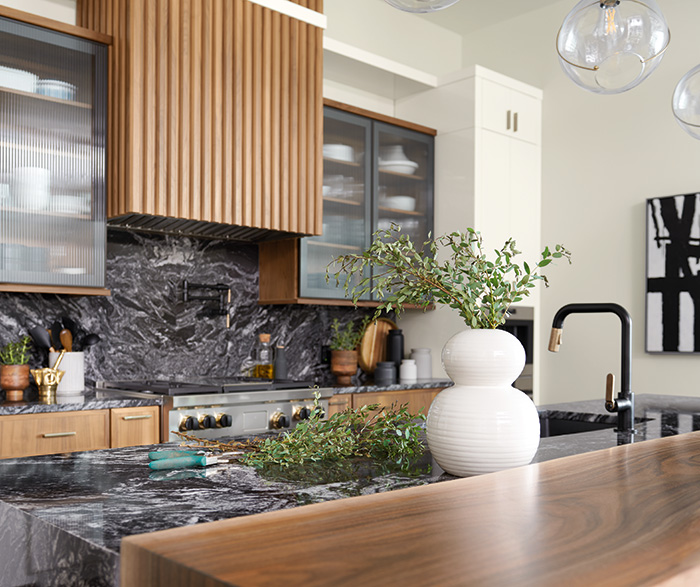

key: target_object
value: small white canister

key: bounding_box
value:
[49,351,85,394]
[409,348,432,380]
[399,359,417,384]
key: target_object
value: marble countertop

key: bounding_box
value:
[1,392,697,587]
[0,389,161,415]
[0,380,450,416]
[332,378,452,394]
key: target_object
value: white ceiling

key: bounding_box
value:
[416,0,565,35]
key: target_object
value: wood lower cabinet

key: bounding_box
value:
[327,393,351,416]
[0,410,110,459]
[0,406,161,459]
[337,387,443,417]
[110,406,160,448]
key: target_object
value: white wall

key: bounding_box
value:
[457,0,700,404]
[324,0,461,78]
[2,0,74,23]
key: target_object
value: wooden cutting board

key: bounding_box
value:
[358,318,397,373]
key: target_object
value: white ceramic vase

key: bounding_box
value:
[426,328,540,477]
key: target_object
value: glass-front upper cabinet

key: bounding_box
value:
[0,14,107,291]
[300,107,372,300]
[375,121,434,259]
[299,105,434,300]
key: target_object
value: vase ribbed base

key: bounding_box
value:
[426,385,540,476]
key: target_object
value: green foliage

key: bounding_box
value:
[327,224,571,329]
[329,316,370,351]
[241,390,426,469]
[0,336,32,365]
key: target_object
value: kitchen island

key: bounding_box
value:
[1,393,698,586]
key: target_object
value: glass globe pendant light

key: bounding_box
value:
[672,65,700,140]
[383,0,461,13]
[556,0,671,94]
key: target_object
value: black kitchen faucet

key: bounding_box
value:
[548,303,635,435]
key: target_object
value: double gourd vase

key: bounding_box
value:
[426,328,540,477]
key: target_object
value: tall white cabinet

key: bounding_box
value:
[395,65,544,402]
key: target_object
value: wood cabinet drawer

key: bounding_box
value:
[351,388,442,417]
[0,410,110,459]
[328,394,352,417]
[110,406,160,448]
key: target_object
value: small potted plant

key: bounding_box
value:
[329,317,370,385]
[0,335,32,402]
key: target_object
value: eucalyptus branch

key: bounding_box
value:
[327,224,571,329]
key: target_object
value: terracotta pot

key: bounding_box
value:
[330,350,358,386]
[1,364,30,402]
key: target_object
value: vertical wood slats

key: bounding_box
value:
[77,0,323,236]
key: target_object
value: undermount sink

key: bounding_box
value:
[539,413,653,438]
[539,416,616,438]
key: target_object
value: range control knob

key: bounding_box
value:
[293,406,312,421]
[179,415,200,432]
[198,414,216,429]
[270,411,290,430]
[217,413,233,428]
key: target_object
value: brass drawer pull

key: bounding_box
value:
[123,414,153,421]
[42,431,77,438]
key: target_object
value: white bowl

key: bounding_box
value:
[384,195,416,211]
[36,79,76,101]
[379,145,409,161]
[378,160,419,175]
[323,144,354,162]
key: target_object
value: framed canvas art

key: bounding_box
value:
[646,193,700,352]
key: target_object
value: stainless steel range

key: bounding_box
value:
[96,378,333,442]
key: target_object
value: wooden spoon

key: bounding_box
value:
[59,329,73,352]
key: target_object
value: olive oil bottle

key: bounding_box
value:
[252,333,274,379]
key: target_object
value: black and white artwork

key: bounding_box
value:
[647,193,700,352]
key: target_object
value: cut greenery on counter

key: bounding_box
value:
[328,224,571,329]
[174,390,426,468]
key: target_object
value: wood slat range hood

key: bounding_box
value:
[77,0,324,243]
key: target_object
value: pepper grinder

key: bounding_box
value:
[274,345,288,380]
[386,329,404,372]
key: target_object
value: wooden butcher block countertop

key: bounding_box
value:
[121,431,700,587]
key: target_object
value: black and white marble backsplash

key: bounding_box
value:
[0,229,375,385]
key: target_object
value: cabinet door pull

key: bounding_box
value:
[42,431,77,438]
[514,112,518,133]
[123,414,153,421]
[506,110,511,130]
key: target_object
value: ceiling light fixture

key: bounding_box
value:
[556,0,670,94]
[383,0,461,14]
[672,65,700,140]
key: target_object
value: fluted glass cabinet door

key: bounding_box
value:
[0,16,107,288]
[375,122,434,254]
[374,122,434,302]
[300,107,371,300]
